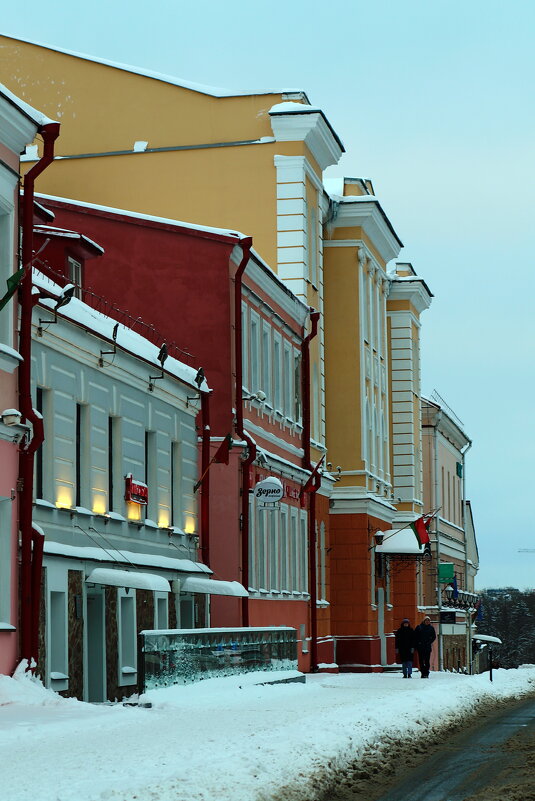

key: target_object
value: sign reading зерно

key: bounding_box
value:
[253,476,284,502]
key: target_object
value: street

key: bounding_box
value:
[324,696,535,801]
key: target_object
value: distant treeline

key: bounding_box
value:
[476,588,535,668]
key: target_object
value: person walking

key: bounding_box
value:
[415,615,436,678]
[395,618,416,678]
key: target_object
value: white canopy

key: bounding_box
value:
[180,577,249,597]
[86,568,170,592]
[473,634,502,644]
[375,528,423,555]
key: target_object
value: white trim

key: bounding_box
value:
[270,115,343,170]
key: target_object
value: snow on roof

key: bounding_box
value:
[34,225,104,254]
[35,193,246,242]
[0,80,57,127]
[43,540,212,574]
[33,269,209,392]
[179,577,248,598]
[375,528,424,555]
[86,567,170,592]
[269,101,322,114]
[4,35,303,99]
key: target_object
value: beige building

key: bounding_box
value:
[421,395,479,672]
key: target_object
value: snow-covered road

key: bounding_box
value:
[1,665,534,801]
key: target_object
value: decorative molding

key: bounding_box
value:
[270,111,343,170]
[329,200,402,265]
[0,95,39,154]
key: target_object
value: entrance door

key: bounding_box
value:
[377,587,387,666]
[86,589,106,702]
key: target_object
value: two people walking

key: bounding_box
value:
[395,615,436,678]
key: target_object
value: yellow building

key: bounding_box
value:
[0,34,433,670]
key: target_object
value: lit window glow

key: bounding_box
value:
[56,488,73,509]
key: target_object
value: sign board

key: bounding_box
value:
[438,562,454,583]
[440,611,456,624]
[253,476,284,502]
[124,474,148,505]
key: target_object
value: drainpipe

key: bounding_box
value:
[462,439,472,672]
[200,391,211,567]
[301,309,320,671]
[433,410,443,671]
[19,123,60,665]
[232,237,254,627]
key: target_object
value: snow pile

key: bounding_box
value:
[0,661,73,707]
[0,668,534,801]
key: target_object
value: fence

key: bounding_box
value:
[138,626,298,691]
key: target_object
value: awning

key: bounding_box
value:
[180,577,249,597]
[86,568,170,592]
[375,528,423,555]
[473,634,502,644]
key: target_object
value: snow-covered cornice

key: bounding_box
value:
[329,197,403,265]
[269,102,344,170]
[0,92,39,154]
[388,276,433,314]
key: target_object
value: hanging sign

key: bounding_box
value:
[438,562,455,583]
[253,476,284,502]
[125,473,148,505]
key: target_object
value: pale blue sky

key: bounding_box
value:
[2,0,534,588]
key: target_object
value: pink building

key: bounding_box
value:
[0,84,58,674]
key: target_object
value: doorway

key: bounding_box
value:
[86,588,106,702]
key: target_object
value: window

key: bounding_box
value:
[257,507,267,590]
[312,363,320,441]
[290,510,299,591]
[67,257,82,299]
[294,351,302,423]
[154,593,168,629]
[49,591,68,685]
[117,589,137,685]
[319,521,326,601]
[75,404,89,508]
[242,304,249,391]
[280,505,289,591]
[248,494,256,589]
[0,502,12,624]
[308,205,318,286]
[145,431,156,520]
[273,334,282,412]
[300,513,308,593]
[283,344,292,418]
[269,512,278,591]
[171,441,182,528]
[261,322,272,403]
[0,169,16,347]
[35,388,44,500]
[250,314,260,392]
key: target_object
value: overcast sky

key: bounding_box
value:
[2,0,534,588]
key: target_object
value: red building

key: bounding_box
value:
[33,193,332,672]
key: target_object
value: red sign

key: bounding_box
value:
[125,474,148,505]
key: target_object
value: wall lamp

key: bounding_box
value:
[1,409,22,426]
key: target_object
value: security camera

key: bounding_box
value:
[1,409,22,427]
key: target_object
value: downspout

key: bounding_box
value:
[19,123,60,664]
[301,309,320,671]
[233,237,254,627]
[200,391,211,567]
[462,439,473,672]
[433,410,443,671]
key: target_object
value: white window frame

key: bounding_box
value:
[280,504,289,592]
[250,311,260,392]
[273,332,283,414]
[154,592,169,629]
[48,589,68,691]
[261,320,272,405]
[290,507,299,592]
[68,256,82,299]
[269,511,279,592]
[283,343,293,420]
[0,166,17,349]
[257,505,268,592]
[299,511,308,594]
[248,493,256,590]
[117,588,137,686]
[242,303,249,392]
[308,204,318,287]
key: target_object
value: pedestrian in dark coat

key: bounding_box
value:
[395,619,416,678]
[415,616,436,678]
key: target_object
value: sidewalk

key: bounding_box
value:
[1,664,534,801]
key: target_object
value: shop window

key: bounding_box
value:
[117,589,137,686]
[49,591,68,688]
[154,593,168,629]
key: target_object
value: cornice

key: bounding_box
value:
[329,200,402,266]
[270,110,344,170]
[0,95,39,154]
[388,278,433,314]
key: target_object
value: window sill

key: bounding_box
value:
[0,622,16,631]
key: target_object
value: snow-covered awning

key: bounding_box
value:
[375,529,423,555]
[86,568,170,592]
[180,577,248,597]
[473,634,502,644]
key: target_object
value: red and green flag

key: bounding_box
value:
[410,515,431,547]
[0,267,24,312]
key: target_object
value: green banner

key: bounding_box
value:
[438,562,454,583]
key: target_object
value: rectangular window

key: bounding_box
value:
[294,351,302,424]
[242,303,249,391]
[171,441,182,528]
[269,512,278,591]
[118,590,137,685]
[75,404,89,508]
[273,335,282,412]
[145,431,156,520]
[68,257,82,299]
[283,345,292,418]
[154,594,168,629]
[257,507,267,591]
[248,494,256,589]
[280,506,289,592]
[308,206,318,286]
[261,322,271,403]
[290,510,299,591]
[0,502,12,624]
[250,314,260,392]
[320,522,326,601]
[35,388,44,500]
[0,202,15,346]
[300,513,308,593]
[49,591,68,682]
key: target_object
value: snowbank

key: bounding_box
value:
[0,668,534,801]
[0,661,76,707]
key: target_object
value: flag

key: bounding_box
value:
[212,434,233,465]
[0,267,24,312]
[452,574,459,600]
[410,515,431,547]
[476,601,483,621]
